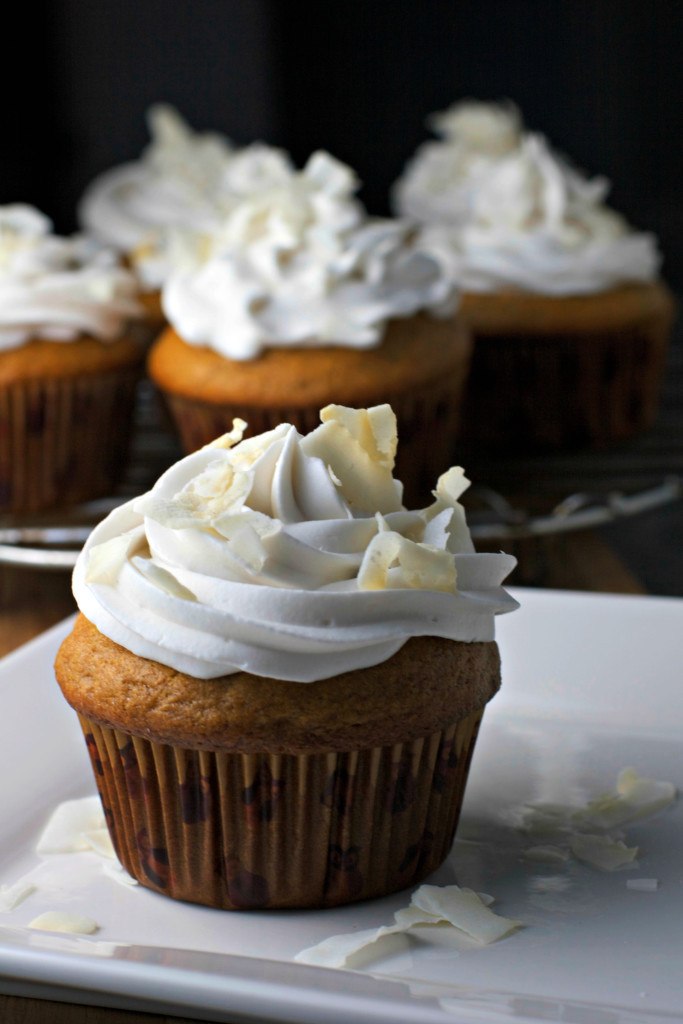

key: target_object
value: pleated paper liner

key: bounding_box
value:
[79,710,483,910]
[0,368,139,514]
[459,313,673,450]
[161,363,471,508]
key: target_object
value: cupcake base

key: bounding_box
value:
[0,368,140,514]
[0,336,142,514]
[79,711,482,910]
[459,283,675,449]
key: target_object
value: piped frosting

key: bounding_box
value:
[73,404,517,682]
[393,100,660,295]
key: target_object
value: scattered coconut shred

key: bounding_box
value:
[295,885,521,968]
[520,768,676,873]
[5,768,675,949]
[0,796,138,935]
[28,911,99,935]
[0,880,36,913]
[296,769,676,969]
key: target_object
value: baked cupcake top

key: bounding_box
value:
[161,149,457,360]
[78,105,295,291]
[72,404,517,683]
[0,204,140,350]
[392,99,660,295]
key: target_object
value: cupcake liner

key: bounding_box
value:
[79,710,483,910]
[163,361,470,506]
[0,368,139,514]
[460,317,672,449]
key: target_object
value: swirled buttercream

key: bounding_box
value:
[78,105,295,289]
[0,204,140,350]
[73,404,517,682]
[393,100,660,295]
[162,150,458,359]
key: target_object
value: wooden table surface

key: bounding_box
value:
[0,532,646,1024]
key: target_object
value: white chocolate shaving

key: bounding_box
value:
[28,912,99,935]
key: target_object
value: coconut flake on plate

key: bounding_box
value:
[522,845,570,865]
[82,828,117,860]
[626,878,659,892]
[294,884,521,968]
[36,797,106,854]
[0,879,36,913]
[102,861,139,887]
[28,911,99,934]
[569,834,639,871]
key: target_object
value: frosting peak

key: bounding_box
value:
[0,205,140,349]
[393,100,660,295]
[429,99,521,157]
[73,405,517,682]
[78,105,295,289]
[162,151,458,360]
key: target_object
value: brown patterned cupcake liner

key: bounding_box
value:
[0,368,139,514]
[460,318,672,450]
[162,362,471,507]
[78,710,483,910]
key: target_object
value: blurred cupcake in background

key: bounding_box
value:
[149,150,470,504]
[393,100,675,449]
[0,204,143,513]
[78,105,294,335]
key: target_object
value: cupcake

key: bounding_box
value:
[148,150,470,504]
[0,204,143,514]
[55,404,517,910]
[78,104,295,336]
[393,100,675,449]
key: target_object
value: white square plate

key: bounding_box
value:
[0,587,681,1024]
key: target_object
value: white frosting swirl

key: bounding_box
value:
[0,205,141,349]
[162,150,458,359]
[393,101,660,295]
[78,105,295,289]
[73,405,517,682]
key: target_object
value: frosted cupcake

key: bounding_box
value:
[149,150,470,503]
[393,100,675,448]
[55,404,517,910]
[78,105,294,333]
[0,205,142,513]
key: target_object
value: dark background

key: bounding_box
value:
[2,0,682,595]
[6,0,683,287]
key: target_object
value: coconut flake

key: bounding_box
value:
[570,834,639,871]
[102,861,139,887]
[0,879,36,913]
[37,797,106,854]
[522,845,570,865]
[82,829,117,860]
[626,878,659,892]
[28,911,99,935]
[411,885,521,944]
[294,884,521,968]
